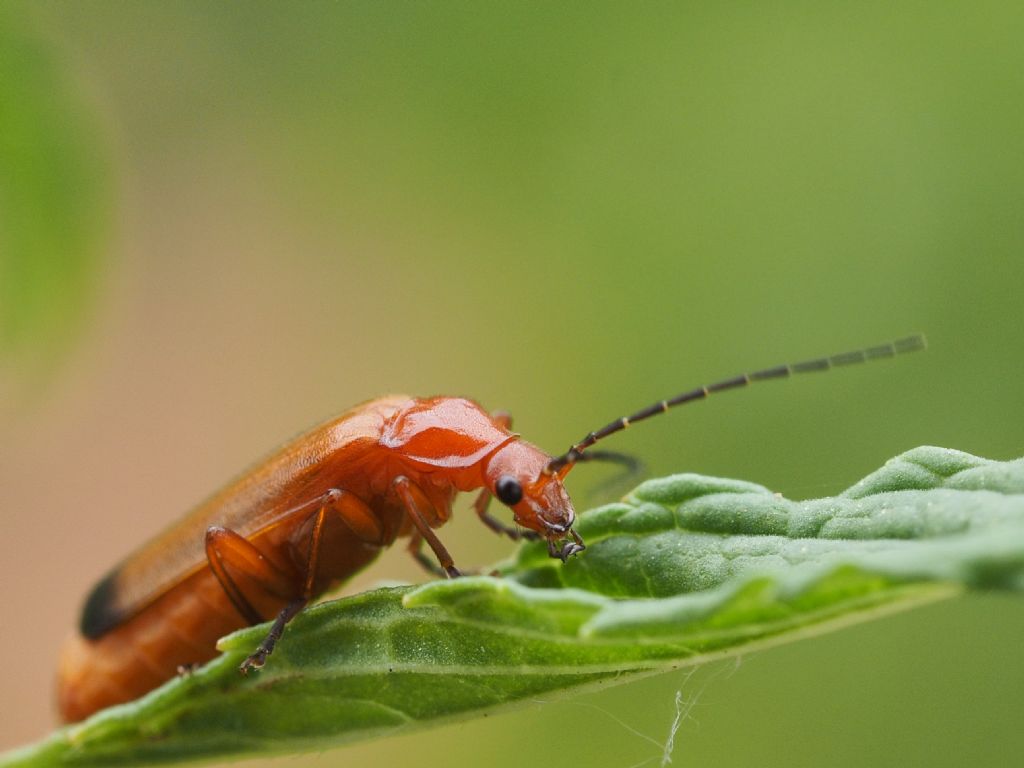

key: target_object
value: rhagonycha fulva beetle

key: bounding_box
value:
[57,335,925,721]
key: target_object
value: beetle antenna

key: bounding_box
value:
[544,334,927,475]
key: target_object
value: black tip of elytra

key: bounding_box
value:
[79,571,123,639]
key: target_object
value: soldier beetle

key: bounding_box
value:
[57,335,924,721]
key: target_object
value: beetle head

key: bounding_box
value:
[484,440,585,561]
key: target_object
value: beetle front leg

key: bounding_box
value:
[547,528,586,562]
[472,488,540,542]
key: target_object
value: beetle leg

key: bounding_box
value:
[472,488,541,542]
[239,597,307,673]
[407,534,449,577]
[299,500,331,598]
[239,488,386,672]
[320,487,386,545]
[292,488,387,598]
[239,488,379,673]
[205,526,297,625]
[393,476,461,578]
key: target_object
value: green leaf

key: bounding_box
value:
[0,4,111,398]
[5,446,1024,767]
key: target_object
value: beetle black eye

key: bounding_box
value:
[495,476,523,506]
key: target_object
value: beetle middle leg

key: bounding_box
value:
[407,533,449,578]
[394,476,461,578]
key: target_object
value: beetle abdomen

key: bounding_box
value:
[57,564,288,722]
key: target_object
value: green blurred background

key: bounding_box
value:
[3,2,1024,765]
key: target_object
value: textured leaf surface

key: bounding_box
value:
[5,447,1024,767]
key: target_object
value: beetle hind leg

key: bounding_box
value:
[204,526,297,625]
[238,597,307,673]
[205,525,309,674]
[237,487,386,673]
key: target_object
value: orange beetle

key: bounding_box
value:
[57,336,924,722]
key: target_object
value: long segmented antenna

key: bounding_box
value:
[544,334,926,475]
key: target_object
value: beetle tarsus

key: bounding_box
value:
[239,650,268,675]
[238,597,306,676]
[548,540,581,562]
[547,529,586,562]
[559,541,585,560]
